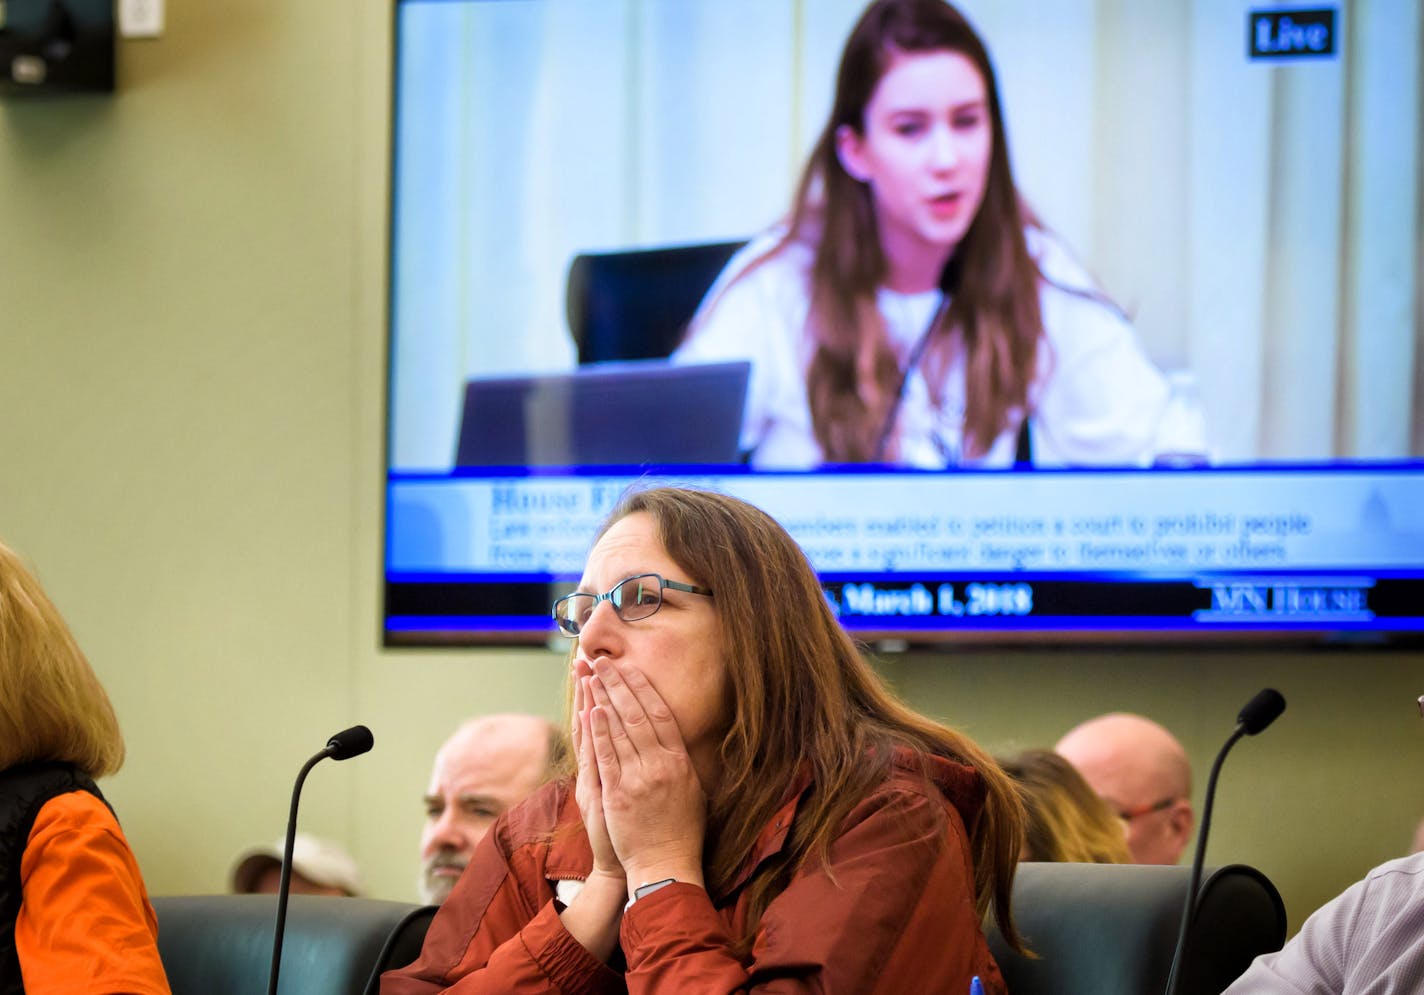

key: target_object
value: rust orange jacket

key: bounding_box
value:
[382,750,1007,995]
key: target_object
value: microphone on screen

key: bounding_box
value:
[1163,690,1285,995]
[267,725,374,995]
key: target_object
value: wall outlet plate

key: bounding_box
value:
[119,0,163,38]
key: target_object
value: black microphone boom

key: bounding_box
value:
[268,725,374,995]
[1163,690,1284,995]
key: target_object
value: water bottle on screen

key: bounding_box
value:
[1151,370,1211,468]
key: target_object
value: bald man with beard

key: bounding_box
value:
[1055,712,1194,865]
[418,714,564,905]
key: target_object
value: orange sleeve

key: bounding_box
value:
[16,790,172,995]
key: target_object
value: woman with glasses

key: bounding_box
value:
[383,486,1024,994]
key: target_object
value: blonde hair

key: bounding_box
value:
[0,541,125,778]
[999,749,1129,864]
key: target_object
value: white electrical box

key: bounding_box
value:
[119,0,164,38]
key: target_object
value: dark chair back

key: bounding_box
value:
[565,239,747,363]
[986,862,1286,995]
[152,894,435,995]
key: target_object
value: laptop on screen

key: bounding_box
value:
[454,359,751,467]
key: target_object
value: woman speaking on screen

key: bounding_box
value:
[382,485,1025,993]
[676,0,1202,469]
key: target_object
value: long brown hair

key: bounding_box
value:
[787,0,1044,461]
[573,486,1024,949]
[0,540,125,778]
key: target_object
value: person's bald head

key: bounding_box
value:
[419,714,562,904]
[1055,712,1194,865]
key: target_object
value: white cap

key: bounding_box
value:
[230,832,364,896]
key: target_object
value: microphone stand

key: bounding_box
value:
[268,749,326,995]
[1163,690,1284,995]
[1162,724,1243,995]
[267,726,373,995]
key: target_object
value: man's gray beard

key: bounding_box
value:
[418,855,465,905]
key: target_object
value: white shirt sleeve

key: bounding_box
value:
[1029,286,1170,466]
[1223,852,1424,995]
[1027,234,1205,467]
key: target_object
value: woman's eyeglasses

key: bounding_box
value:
[552,573,713,636]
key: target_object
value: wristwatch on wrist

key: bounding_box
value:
[626,877,677,910]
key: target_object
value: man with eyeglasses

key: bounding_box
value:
[1054,712,1194,865]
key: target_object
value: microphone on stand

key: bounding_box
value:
[1163,689,1285,995]
[267,725,374,995]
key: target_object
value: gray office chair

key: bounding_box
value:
[153,894,435,995]
[986,862,1286,995]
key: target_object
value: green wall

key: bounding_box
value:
[1,1,1419,936]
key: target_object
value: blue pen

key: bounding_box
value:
[970,977,985,995]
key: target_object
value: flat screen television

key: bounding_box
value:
[383,0,1423,646]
